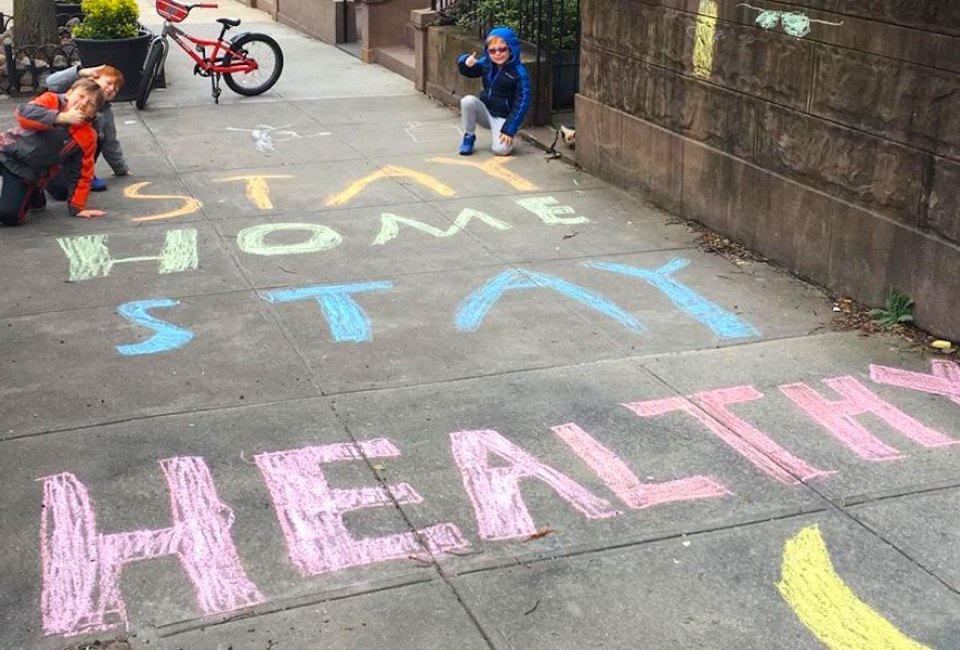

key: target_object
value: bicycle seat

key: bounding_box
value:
[217,17,241,28]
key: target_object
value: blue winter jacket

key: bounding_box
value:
[457,27,531,137]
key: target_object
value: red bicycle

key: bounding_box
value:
[136,0,284,109]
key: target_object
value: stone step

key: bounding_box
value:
[377,44,416,82]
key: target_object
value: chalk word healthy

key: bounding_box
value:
[38,360,959,638]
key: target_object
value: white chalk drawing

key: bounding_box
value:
[225,124,332,153]
[404,120,463,144]
[737,3,843,38]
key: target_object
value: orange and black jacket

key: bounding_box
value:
[0,92,97,215]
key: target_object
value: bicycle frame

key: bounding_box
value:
[159,21,259,75]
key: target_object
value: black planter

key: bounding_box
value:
[74,28,152,103]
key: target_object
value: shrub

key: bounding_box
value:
[449,0,581,51]
[72,0,140,40]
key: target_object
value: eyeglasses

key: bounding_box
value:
[487,46,509,54]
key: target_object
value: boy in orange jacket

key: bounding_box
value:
[0,78,105,226]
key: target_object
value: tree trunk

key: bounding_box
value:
[14,0,59,48]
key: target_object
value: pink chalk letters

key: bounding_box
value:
[254,439,467,575]
[781,376,958,461]
[450,429,619,540]
[624,387,831,484]
[551,422,730,508]
[38,361,960,640]
[40,457,263,637]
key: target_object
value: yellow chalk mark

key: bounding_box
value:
[429,156,539,192]
[124,182,202,223]
[325,165,457,208]
[778,525,930,650]
[692,0,718,79]
[216,174,293,210]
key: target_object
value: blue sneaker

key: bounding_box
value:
[459,133,476,156]
[90,176,107,192]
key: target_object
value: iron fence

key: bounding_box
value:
[433,0,581,110]
[0,12,83,96]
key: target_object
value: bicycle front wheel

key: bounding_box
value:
[223,33,284,96]
[137,38,167,110]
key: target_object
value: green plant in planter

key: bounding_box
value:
[72,0,139,40]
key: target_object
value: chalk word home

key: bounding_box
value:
[56,198,760,355]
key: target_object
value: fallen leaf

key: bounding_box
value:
[526,527,556,541]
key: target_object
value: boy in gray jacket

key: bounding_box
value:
[46,64,129,190]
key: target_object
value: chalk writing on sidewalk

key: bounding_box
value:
[778,525,930,649]
[325,165,457,207]
[123,182,202,223]
[57,229,198,282]
[36,359,959,639]
[116,299,193,356]
[225,124,331,153]
[216,174,294,210]
[108,259,757,355]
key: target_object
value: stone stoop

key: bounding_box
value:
[377,44,416,81]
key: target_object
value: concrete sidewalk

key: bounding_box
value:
[0,3,958,649]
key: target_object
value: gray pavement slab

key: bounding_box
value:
[851,488,960,591]
[482,253,828,356]
[100,133,179,177]
[0,398,456,649]
[426,188,700,263]
[156,125,362,174]
[328,358,826,574]
[638,333,960,503]
[266,263,653,393]
[0,221,245,317]
[2,1,960,647]
[293,96,458,126]
[332,118,469,159]
[454,513,960,649]
[182,159,423,219]
[1,291,316,437]
[137,98,318,136]
[134,20,414,108]
[214,204,504,289]
[159,580,490,650]
[371,151,608,203]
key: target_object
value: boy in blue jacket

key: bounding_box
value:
[457,26,531,156]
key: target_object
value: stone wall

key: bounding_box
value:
[577,0,960,339]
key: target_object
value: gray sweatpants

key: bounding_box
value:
[461,95,514,156]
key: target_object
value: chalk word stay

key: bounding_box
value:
[108,257,757,356]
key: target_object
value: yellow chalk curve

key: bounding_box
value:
[777,525,930,650]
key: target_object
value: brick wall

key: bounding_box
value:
[577,0,960,339]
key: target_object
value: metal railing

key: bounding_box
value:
[0,12,83,96]
[431,0,582,109]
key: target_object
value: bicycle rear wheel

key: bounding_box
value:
[223,33,283,96]
[136,38,167,110]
